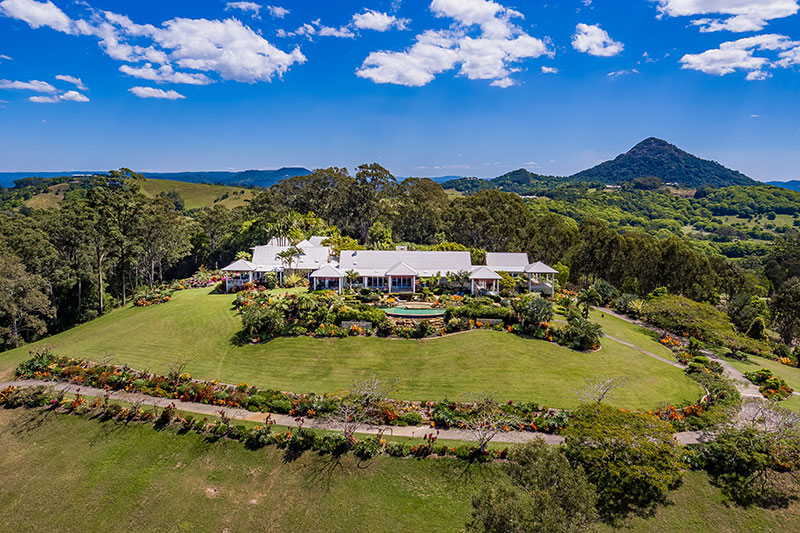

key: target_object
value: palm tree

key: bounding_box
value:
[345,269,360,291]
[577,287,602,318]
[276,246,303,272]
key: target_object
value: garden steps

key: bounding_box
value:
[0,379,711,446]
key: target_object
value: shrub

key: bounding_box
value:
[564,404,683,522]
[592,280,619,305]
[353,436,382,460]
[400,411,424,426]
[560,317,603,351]
[744,369,793,400]
[414,320,436,338]
[445,304,514,324]
[514,294,553,328]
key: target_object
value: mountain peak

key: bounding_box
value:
[572,138,756,188]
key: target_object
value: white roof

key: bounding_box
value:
[486,252,530,273]
[338,250,472,277]
[470,266,503,280]
[310,264,344,278]
[525,261,559,274]
[385,261,418,276]
[221,259,256,272]
[307,236,326,247]
[250,238,331,271]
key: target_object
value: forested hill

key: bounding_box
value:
[443,138,758,194]
[141,167,311,188]
[571,138,756,188]
[768,180,800,192]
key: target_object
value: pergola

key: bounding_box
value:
[525,262,558,296]
[310,264,344,293]
[470,267,502,294]
[220,259,256,292]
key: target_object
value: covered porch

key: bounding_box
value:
[310,264,344,294]
[470,267,502,295]
[525,262,557,296]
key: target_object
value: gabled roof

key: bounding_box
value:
[221,259,256,272]
[470,266,503,280]
[250,242,331,271]
[307,236,326,247]
[486,252,530,272]
[385,261,418,276]
[310,264,344,278]
[525,261,559,274]
[338,250,471,277]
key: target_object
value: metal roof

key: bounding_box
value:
[309,264,344,278]
[221,259,256,272]
[338,250,472,277]
[470,266,503,280]
[525,261,559,274]
[486,252,530,273]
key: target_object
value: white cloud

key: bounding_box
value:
[541,65,558,73]
[225,2,261,18]
[317,24,355,38]
[29,89,89,103]
[572,23,624,56]
[58,89,89,102]
[680,33,800,79]
[0,4,307,84]
[119,63,212,85]
[0,78,57,92]
[0,53,11,60]
[129,86,186,99]
[655,0,799,32]
[0,0,73,33]
[358,0,552,87]
[266,5,289,18]
[607,68,639,78]
[352,9,409,31]
[55,74,87,90]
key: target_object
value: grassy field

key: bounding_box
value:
[0,289,701,409]
[138,178,255,209]
[1,408,798,532]
[22,179,254,211]
[0,408,480,532]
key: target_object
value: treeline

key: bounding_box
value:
[1,164,795,350]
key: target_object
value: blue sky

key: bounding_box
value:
[0,0,799,181]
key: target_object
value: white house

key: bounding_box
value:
[223,241,558,296]
[221,236,332,291]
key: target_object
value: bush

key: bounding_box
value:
[445,304,514,324]
[592,280,619,305]
[744,368,793,400]
[400,411,424,426]
[564,404,683,522]
[414,320,436,338]
[560,317,603,351]
[353,436,382,460]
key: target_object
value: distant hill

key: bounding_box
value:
[767,180,800,192]
[571,138,756,188]
[142,167,311,188]
[443,138,758,194]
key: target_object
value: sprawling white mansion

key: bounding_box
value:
[221,236,557,295]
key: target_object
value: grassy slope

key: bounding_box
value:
[1,409,798,532]
[727,355,800,413]
[0,289,701,409]
[0,408,479,532]
[138,178,254,209]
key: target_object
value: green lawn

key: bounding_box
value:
[589,310,675,359]
[2,408,798,532]
[0,289,702,410]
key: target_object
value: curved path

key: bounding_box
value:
[1,379,709,445]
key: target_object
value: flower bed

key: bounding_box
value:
[134,288,173,307]
[0,385,510,462]
[744,368,794,400]
[14,350,567,434]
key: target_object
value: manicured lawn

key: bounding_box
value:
[589,310,675,359]
[0,408,480,532]
[0,289,702,409]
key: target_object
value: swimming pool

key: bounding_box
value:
[378,306,446,318]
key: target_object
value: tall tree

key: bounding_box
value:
[0,252,54,348]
